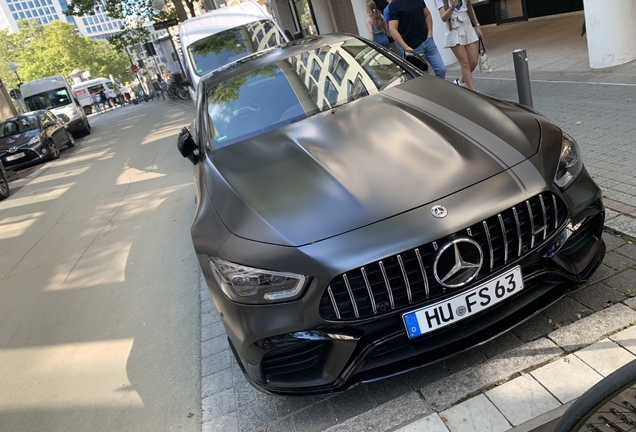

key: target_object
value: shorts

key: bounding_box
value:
[443,11,479,48]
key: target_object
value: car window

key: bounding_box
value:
[0,115,39,137]
[106,82,114,89]
[188,20,284,77]
[204,38,413,149]
[24,87,72,111]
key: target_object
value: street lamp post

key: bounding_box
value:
[7,62,22,86]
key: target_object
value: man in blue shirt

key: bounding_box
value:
[383,0,392,22]
[388,0,446,78]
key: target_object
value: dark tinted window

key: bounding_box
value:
[0,115,39,138]
[187,20,284,77]
[24,87,72,111]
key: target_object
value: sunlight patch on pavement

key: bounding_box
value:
[108,185,190,221]
[53,150,111,167]
[46,236,132,291]
[0,338,143,409]
[28,167,91,185]
[141,127,184,145]
[116,168,165,185]
[0,212,44,240]
[0,186,71,211]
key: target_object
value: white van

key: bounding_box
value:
[20,74,90,136]
[179,0,287,98]
[72,78,116,114]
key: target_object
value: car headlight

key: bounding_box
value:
[57,114,70,123]
[554,132,583,189]
[27,136,41,147]
[208,257,307,304]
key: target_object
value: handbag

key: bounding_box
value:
[478,38,493,73]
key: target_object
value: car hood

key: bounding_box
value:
[206,77,542,247]
[0,129,39,152]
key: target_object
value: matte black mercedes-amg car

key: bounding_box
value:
[177,34,605,395]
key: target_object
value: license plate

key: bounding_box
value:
[403,266,524,338]
[5,152,25,162]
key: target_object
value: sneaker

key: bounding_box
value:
[453,78,468,88]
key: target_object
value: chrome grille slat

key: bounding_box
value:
[379,261,395,309]
[526,200,535,249]
[498,214,508,264]
[483,221,494,270]
[360,267,377,315]
[327,286,340,319]
[321,193,567,321]
[512,206,522,257]
[342,274,359,318]
[415,248,430,299]
[397,255,412,304]
[539,194,548,240]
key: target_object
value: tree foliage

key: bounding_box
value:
[0,20,132,91]
[66,0,194,50]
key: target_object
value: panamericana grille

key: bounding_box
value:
[319,192,567,321]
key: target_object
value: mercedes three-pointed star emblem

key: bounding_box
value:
[433,238,483,288]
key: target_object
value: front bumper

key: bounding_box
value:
[67,118,87,133]
[1,145,50,171]
[197,162,605,395]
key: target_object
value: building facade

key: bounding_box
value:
[0,0,124,38]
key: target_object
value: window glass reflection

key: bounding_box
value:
[205,39,413,149]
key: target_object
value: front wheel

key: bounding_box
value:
[66,130,75,147]
[48,141,60,160]
[0,169,9,200]
[83,106,92,115]
[177,86,191,100]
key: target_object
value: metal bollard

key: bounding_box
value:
[513,49,533,108]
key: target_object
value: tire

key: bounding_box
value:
[66,130,75,147]
[0,168,9,201]
[83,119,91,136]
[48,140,60,160]
[83,106,92,115]
[177,86,191,100]
[554,359,636,432]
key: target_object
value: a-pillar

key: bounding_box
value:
[583,0,636,69]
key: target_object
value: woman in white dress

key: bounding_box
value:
[437,0,482,91]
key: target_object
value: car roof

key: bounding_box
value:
[179,1,269,47]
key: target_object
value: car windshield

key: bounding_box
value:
[205,38,412,148]
[188,20,285,77]
[24,87,72,111]
[0,115,39,138]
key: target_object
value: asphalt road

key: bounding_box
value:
[0,100,201,431]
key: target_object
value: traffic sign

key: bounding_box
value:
[131,64,139,73]
[152,18,178,31]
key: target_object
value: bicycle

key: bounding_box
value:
[167,80,191,100]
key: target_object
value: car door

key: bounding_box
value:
[45,111,66,146]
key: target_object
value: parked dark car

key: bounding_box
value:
[177,34,605,395]
[0,161,9,200]
[0,110,74,171]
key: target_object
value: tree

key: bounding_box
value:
[66,0,195,51]
[0,20,133,89]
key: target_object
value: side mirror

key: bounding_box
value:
[403,51,430,74]
[177,126,199,164]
